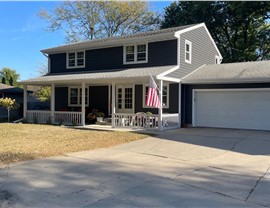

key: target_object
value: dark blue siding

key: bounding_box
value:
[50,53,66,73]
[55,86,108,117]
[49,40,177,74]
[135,83,179,114]
[55,87,68,111]
[182,83,270,125]
[89,86,108,117]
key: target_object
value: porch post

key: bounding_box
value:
[112,82,116,128]
[158,80,163,131]
[108,85,111,116]
[178,82,182,128]
[23,84,27,119]
[51,84,55,123]
[81,82,86,126]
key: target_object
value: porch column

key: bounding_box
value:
[112,82,116,128]
[158,80,163,131]
[81,82,86,126]
[23,85,27,119]
[51,84,55,123]
[108,85,111,116]
[178,82,182,128]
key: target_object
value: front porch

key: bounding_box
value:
[21,67,181,132]
[25,110,180,131]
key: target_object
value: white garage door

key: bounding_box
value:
[193,89,270,131]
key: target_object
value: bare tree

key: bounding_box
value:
[39,1,160,43]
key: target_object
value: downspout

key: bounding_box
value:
[174,32,181,128]
[42,52,50,74]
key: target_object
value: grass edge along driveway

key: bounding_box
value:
[0,123,147,166]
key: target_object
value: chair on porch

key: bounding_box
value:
[133,112,147,128]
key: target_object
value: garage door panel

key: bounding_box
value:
[194,90,270,131]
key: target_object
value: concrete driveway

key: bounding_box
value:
[1,128,270,208]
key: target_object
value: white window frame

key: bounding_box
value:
[116,85,135,113]
[68,86,89,107]
[142,83,169,109]
[123,43,148,65]
[185,40,192,64]
[66,51,85,69]
[215,55,221,64]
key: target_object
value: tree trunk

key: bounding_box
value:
[8,109,10,123]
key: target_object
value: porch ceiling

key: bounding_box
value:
[20,65,177,86]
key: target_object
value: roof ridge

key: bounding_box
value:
[41,23,201,53]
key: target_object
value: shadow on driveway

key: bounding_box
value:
[157,128,270,156]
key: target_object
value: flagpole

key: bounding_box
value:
[158,79,163,131]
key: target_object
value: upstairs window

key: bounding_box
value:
[67,51,85,68]
[124,44,148,64]
[185,40,192,64]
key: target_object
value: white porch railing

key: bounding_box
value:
[162,113,180,130]
[26,111,82,125]
[54,111,82,126]
[114,113,158,129]
[26,110,51,124]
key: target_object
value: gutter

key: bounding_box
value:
[42,52,48,58]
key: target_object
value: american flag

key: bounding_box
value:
[146,76,161,108]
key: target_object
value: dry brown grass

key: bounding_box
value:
[0,123,147,166]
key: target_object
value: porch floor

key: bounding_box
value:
[72,124,160,135]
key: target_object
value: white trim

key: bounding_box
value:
[132,84,135,114]
[23,85,27,119]
[48,57,51,73]
[181,79,270,85]
[192,89,196,127]
[192,88,270,127]
[66,51,85,69]
[81,82,86,126]
[116,85,134,113]
[158,76,180,83]
[156,66,179,79]
[193,88,270,93]
[123,43,148,65]
[108,85,111,116]
[174,23,222,60]
[158,80,163,131]
[173,32,181,68]
[51,83,55,123]
[215,55,221,64]
[68,86,89,107]
[175,23,205,36]
[178,83,181,128]
[142,83,169,109]
[112,82,116,128]
[185,40,192,64]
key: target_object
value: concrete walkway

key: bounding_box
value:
[1,128,270,207]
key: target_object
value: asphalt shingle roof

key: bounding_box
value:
[0,83,25,93]
[182,61,270,84]
[0,83,15,90]
[41,24,198,54]
[21,65,177,85]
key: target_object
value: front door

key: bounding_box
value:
[116,85,134,113]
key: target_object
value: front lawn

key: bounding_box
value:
[0,124,147,166]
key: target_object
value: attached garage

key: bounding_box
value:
[181,61,270,131]
[193,89,270,130]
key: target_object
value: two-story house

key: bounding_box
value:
[21,23,222,131]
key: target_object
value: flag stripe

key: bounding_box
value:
[146,76,161,108]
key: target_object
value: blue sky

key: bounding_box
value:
[0,1,172,81]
